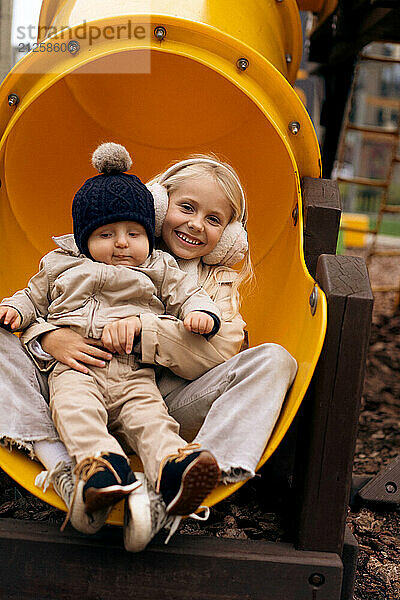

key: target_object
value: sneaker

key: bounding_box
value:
[81,453,140,513]
[124,472,168,552]
[35,460,74,508]
[66,479,113,535]
[62,452,141,534]
[53,462,75,507]
[156,443,220,515]
[123,472,210,552]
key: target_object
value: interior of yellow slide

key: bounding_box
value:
[0,46,326,525]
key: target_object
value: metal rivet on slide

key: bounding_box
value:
[237,58,249,71]
[154,26,167,41]
[8,93,20,106]
[309,286,318,316]
[289,121,301,135]
[68,40,80,55]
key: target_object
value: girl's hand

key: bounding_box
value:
[41,328,113,374]
[101,316,142,355]
[183,311,214,335]
[0,306,21,330]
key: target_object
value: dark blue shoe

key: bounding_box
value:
[157,445,220,515]
[82,453,140,513]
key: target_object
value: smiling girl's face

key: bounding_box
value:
[161,174,232,260]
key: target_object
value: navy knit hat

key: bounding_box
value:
[72,142,155,258]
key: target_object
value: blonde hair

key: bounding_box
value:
[147,154,254,317]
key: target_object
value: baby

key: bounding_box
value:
[0,143,221,534]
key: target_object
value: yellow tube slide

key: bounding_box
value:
[0,0,326,524]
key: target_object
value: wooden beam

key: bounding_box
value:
[310,1,400,64]
[295,254,373,554]
[0,519,344,600]
[358,455,400,506]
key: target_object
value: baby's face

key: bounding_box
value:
[87,221,149,266]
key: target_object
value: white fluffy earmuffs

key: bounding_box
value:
[146,158,248,267]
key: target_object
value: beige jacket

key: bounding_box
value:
[20,239,246,397]
[139,263,246,396]
[1,233,220,347]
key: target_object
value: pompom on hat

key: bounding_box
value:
[92,142,132,174]
[73,143,155,258]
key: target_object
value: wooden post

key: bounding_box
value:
[295,254,373,554]
[302,176,341,278]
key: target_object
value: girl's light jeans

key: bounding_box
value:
[0,328,58,457]
[164,344,297,482]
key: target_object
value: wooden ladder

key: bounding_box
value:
[335,45,400,294]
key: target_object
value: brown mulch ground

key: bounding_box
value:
[344,250,400,600]
[348,307,400,600]
[0,252,399,599]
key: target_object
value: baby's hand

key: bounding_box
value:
[183,311,214,335]
[0,306,22,330]
[101,316,142,355]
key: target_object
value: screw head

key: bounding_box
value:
[8,93,20,107]
[237,58,249,71]
[285,53,292,64]
[289,121,301,135]
[68,40,80,55]
[154,26,166,41]
[385,481,397,494]
[309,286,318,315]
[309,573,325,587]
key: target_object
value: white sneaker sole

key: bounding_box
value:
[123,473,152,552]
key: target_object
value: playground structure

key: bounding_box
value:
[336,43,400,299]
[308,0,400,179]
[0,2,372,599]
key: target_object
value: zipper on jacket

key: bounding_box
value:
[88,264,106,338]
[88,295,99,338]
